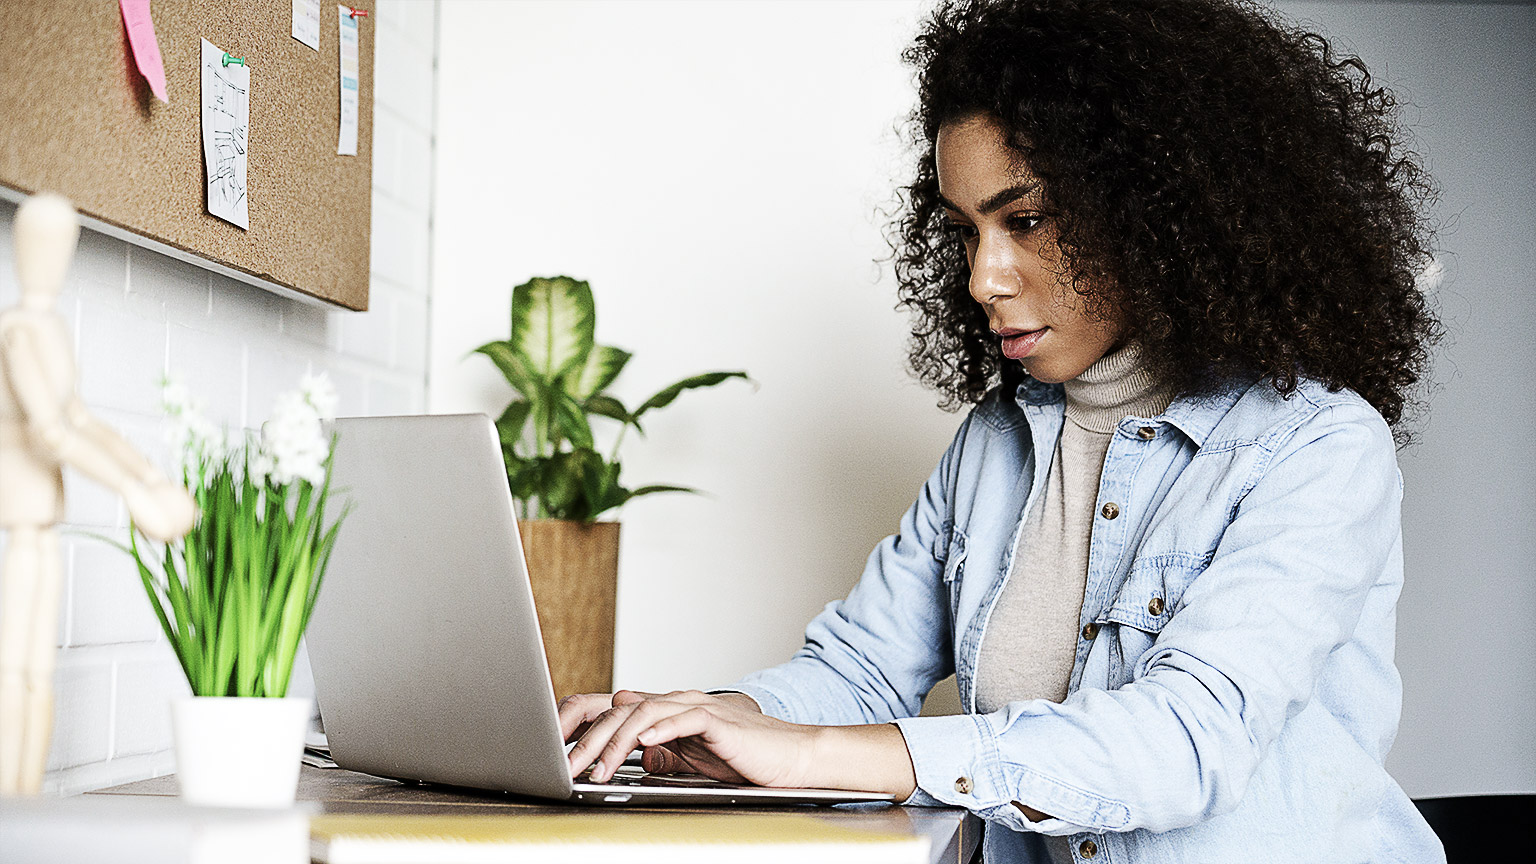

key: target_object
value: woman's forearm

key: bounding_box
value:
[809,723,918,798]
[809,722,1055,821]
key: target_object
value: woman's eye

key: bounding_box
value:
[1008,213,1043,233]
[943,222,978,240]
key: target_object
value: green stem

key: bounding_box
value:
[608,421,631,465]
[534,399,549,461]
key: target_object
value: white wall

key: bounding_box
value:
[431,0,1533,798]
[429,0,960,694]
[0,0,437,795]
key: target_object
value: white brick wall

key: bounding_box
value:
[0,1,437,796]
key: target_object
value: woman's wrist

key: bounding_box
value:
[808,722,918,799]
[709,691,764,714]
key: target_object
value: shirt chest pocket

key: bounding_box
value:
[1092,557,1205,688]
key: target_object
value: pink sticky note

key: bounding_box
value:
[120,0,168,102]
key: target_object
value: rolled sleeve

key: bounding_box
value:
[893,713,1003,809]
[895,713,1131,835]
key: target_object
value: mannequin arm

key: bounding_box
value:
[64,399,166,486]
[3,327,146,492]
[2,327,194,540]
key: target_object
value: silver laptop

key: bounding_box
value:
[304,413,898,806]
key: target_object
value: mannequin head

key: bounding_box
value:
[12,193,79,309]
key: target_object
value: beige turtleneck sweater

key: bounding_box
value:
[974,343,1174,714]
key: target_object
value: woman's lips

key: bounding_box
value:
[998,328,1047,360]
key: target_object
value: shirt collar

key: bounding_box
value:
[1014,377,1064,407]
[1016,375,1254,448]
[1158,383,1252,447]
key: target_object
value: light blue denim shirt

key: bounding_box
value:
[729,375,1444,863]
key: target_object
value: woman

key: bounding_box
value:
[560,0,1444,860]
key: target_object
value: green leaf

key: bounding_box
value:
[496,400,532,447]
[628,484,698,498]
[506,454,541,501]
[550,390,594,450]
[511,276,595,381]
[584,394,635,428]
[577,454,623,523]
[567,345,631,400]
[126,531,188,680]
[472,341,538,395]
[634,371,750,420]
[538,453,586,519]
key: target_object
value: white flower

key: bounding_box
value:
[259,383,331,487]
[161,375,226,475]
[162,372,334,493]
[299,371,339,422]
[161,378,192,416]
[248,451,275,486]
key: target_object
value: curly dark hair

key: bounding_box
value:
[892,0,1441,436]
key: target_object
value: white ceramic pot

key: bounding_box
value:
[171,696,311,808]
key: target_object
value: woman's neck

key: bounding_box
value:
[1063,342,1174,433]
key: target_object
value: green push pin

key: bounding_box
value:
[221,53,246,68]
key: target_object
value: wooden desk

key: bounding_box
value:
[90,765,981,864]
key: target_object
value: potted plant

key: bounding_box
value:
[473,276,746,698]
[118,373,346,808]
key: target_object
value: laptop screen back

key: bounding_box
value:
[305,414,574,799]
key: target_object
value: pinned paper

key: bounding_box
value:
[120,0,168,102]
[336,5,360,155]
[200,39,250,229]
[292,0,321,51]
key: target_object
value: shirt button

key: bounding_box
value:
[1100,502,1120,520]
[1081,622,1099,640]
[1137,426,1156,440]
[1078,838,1099,858]
[954,776,972,795]
[1148,596,1166,616]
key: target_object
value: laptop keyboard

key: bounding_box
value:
[583,764,744,790]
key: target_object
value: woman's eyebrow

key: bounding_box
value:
[937,182,1040,217]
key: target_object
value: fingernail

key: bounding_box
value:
[591,764,606,782]
[638,730,655,745]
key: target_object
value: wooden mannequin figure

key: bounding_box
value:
[0,193,195,796]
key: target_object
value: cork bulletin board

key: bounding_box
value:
[0,1,375,310]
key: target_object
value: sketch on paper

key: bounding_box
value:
[200,38,250,230]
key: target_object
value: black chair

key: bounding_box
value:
[1414,794,1534,861]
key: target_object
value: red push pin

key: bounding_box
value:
[349,7,368,18]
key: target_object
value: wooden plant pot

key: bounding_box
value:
[517,519,620,701]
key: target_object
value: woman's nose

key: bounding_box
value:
[968,235,1021,305]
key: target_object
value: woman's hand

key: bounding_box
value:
[558,689,818,787]
[557,689,918,798]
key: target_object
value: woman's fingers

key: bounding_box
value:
[637,706,719,749]
[566,701,643,778]
[639,743,695,775]
[587,698,704,782]
[564,689,800,786]
[610,689,662,706]
[556,692,617,742]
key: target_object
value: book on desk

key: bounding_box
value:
[310,810,930,864]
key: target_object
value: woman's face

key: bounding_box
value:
[936,114,1123,384]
